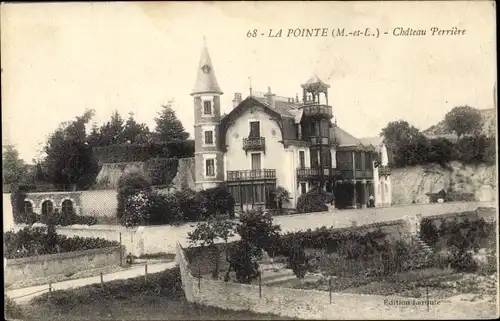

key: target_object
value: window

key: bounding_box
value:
[204,130,214,145]
[249,121,260,138]
[311,121,319,136]
[205,159,215,177]
[24,201,33,214]
[310,148,319,167]
[300,183,307,195]
[355,152,362,170]
[364,152,373,169]
[61,200,74,215]
[321,120,329,137]
[299,151,305,168]
[251,153,262,170]
[322,149,331,168]
[41,200,54,215]
[203,101,212,115]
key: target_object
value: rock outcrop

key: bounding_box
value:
[391,161,496,205]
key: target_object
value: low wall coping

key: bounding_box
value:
[5,245,123,265]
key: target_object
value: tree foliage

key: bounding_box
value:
[43,109,100,190]
[444,106,482,138]
[188,216,237,279]
[2,145,28,187]
[122,112,151,144]
[154,103,189,141]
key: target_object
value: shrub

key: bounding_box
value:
[227,242,260,284]
[145,157,179,186]
[197,185,235,219]
[4,294,24,319]
[121,191,150,227]
[427,138,455,166]
[116,173,152,224]
[4,227,120,259]
[296,188,329,213]
[289,246,308,278]
[449,249,478,273]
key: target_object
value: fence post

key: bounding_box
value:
[198,265,201,290]
[119,232,123,266]
[426,284,430,312]
[259,272,262,298]
[100,272,104,290]
[48,281,52,301]
[329,277,332,304]
[145,263,148,282]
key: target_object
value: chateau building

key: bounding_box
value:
[191,43,392,210]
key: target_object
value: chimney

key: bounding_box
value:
[232,93,242,108]
[264,86,276,108]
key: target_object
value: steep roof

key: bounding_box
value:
[191,44,223,95]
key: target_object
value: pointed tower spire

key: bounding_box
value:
[191,40,223,96]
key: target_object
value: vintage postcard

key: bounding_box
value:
[2,1,498,320]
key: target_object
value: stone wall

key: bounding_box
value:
[391,161,496,205]
[175,243,497,319]
[4,246,123,285]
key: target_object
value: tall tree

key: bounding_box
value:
[380,120,427,167]
[154,103,189,141]
[444,106,482,138]
[122,112,151,144]
[2,145,28,187]
[96,110,126,146]
[43,109,100,191]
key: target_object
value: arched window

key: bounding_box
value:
[24,201,33,214]
[61,200,74,215]
[41,200,54,215]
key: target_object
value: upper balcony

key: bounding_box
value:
[227,169,276,181]
[297,167,374,181]
[301,103,333,119]
[243,137,266,154]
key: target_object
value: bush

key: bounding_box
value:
[4,227,120,259]
[4,294,24,319]
[197,185,235,219]
[296,188,329,214]
[289,246,308,278]
[16,211,98,226]
[145,157,179,186]
[449,249,478,273]
[116,173,152,225]
[10,184,29,224]
[227,242,260,284]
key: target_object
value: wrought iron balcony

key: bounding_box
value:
[355,169,374,179]
[378,166,391,176]
[227,169,276,181]
[296,167,320,180]
[301,104,333,118]
[243,137,266,153]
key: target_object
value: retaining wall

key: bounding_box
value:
[4,246,123,285]
[175,243,497,319]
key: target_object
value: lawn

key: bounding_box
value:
[10,266,292,320]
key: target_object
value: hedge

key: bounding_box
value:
[16,210,98,226]
[93,140,194,163]
[4,227,120,259]
[391,134,495,168]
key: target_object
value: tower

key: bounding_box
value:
[191,42,224,190]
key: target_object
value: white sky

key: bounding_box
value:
[1,1,496,163]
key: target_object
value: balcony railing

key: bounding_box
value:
[355,169,374,179]
[243,137,266,153]
[227,169,276,181]
[378,166,391,176]
[301,104,333,118]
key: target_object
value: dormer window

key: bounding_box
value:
[203,100,212,115]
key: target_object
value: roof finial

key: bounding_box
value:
[203,35,207,46]
[248,76,253,96]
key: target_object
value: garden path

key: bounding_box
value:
[5,261,177,304]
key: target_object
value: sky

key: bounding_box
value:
[1,1,496,163]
